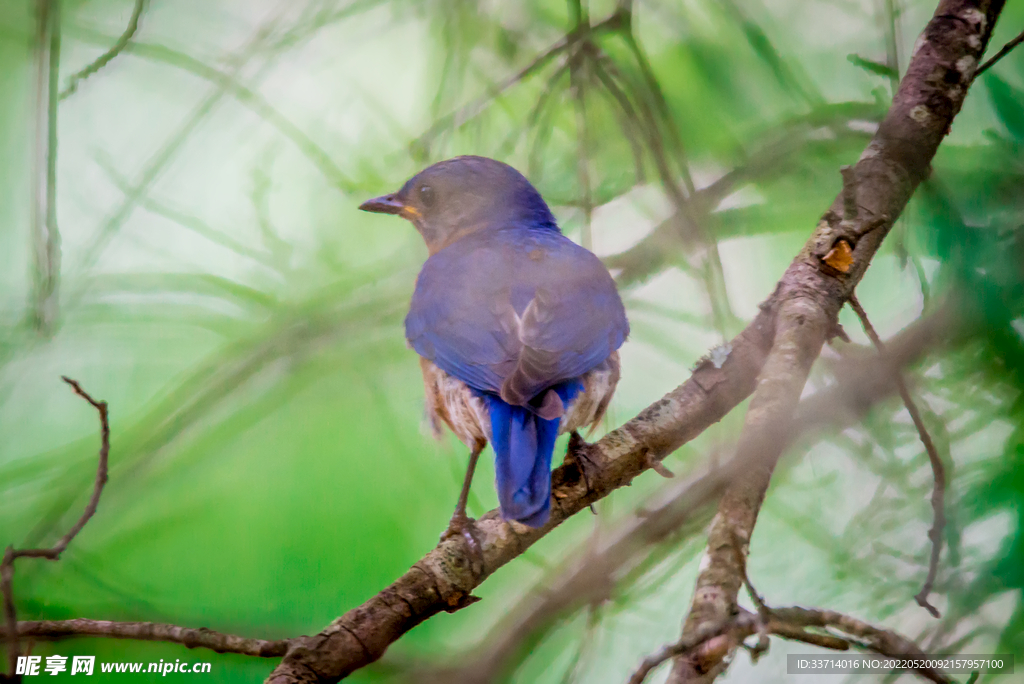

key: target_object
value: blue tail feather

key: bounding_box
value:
[484,381,582,527]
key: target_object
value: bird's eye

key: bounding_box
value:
[419,184,436,208]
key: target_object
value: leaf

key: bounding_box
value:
[847,54,898,79]
[823,239,854,273]
[984,73,1024,140]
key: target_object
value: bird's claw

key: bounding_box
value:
[566,431,599,493]
[440,511,484,568]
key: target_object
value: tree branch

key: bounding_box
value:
[1,303,958,680]
[772,606,954,683]
[264,306,776,683]
[6,620,290,658]
[2,378,109,676]
[975,27,1024,76]
[262,3,1004,679]
[848,294,947,617]
[634,604,956,684]
[59,0,146,100]
[665,1,1004,681]
[604,102,881,287]
[402,302,958,684]
[412,8,628,154]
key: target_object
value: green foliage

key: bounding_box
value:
[1,0,1022,682]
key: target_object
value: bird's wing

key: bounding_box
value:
[405,230,628,403]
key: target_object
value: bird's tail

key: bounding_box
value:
[485,383,581,528]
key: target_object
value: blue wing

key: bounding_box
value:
[405,226,628,402]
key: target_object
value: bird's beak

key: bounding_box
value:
[358,194,406,216]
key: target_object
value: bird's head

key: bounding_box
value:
[359,156,558,253]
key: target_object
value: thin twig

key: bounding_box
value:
[413,10,625,151]
[592,47,737,338]
[633,603,954,684]
[2,620,290,658]
[730,530,769,619]
[975,28,1024,77]
[771,607,953,684]
[60,0,146,99]
[586,43,645,181]
[629,616,748,684]
[1,378,110,674]
[616,4,695,196]
[848,294,946,618]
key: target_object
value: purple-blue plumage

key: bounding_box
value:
[360,156,628,529]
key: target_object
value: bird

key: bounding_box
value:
[359,155,628,536]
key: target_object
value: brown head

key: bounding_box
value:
[359,155,558,254]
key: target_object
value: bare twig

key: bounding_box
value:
[3,620,290,658]
[634,602,955,684]
[2,378,109,675]
[629,616,748,684]
[975,28,1024,77]
[848,294,946,617]
[59,0,146,99]
[730,530,769,619]
[771,606,953,683]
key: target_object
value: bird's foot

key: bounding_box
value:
[565,430,600,493]
[440,510,484,566]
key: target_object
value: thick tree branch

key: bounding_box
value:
[666,1,1004,681]
[8,1,998,680]
[406,303,958,684]
[265,306,776,683]
[1,303,958,679]
[264,3,1004,680]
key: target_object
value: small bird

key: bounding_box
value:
[360,156,628,535]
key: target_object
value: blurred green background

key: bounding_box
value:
[1,0,1023,681]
